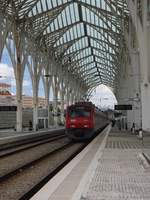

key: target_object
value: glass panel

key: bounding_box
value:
[69,108,91,118]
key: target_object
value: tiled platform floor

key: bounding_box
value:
[79,129,150,200]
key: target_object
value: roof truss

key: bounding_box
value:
[0,0,129,93]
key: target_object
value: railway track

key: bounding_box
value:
[0,129,65,151]
[0,137,87,200]
[0,132,66,157]
[0,136,69,179]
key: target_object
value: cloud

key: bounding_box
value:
[0,63,31,87]
[23,80,31,87]
[0,63,15,79]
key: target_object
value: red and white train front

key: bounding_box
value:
[65,102,109,140]
[66,103,94,140]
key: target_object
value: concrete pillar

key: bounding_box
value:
[126,52,141,130]
[116,50,141,130]
[127,0,150,131]
[140,83,150,131]
[138,19,150,131]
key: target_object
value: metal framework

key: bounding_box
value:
[0,0,129,96]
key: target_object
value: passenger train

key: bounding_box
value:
[65,101,110,141]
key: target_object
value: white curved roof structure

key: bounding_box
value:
[0,0,129,93]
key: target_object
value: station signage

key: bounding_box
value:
[0,106,17,111]
[114,104,132,110]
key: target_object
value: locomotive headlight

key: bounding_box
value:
[83,119,88,122]
[70,119,76,122]
[84,125,89,128]
[70,125,75,128]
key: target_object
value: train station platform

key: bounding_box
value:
[31,125,150,200]
[0,126,65,146]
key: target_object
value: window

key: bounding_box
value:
[69,108,90,118]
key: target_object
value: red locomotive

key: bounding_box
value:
[65,101,109,140]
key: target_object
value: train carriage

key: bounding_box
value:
[65,102,109,141]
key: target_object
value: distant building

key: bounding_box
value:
[0,83,11,96]
[0,82,16,106]
[0,82,47,107]
[22,95,47,108]
[0,94,47,108]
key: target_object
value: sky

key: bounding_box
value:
[0,47,45,97]
[90,84,117,110]
[0,47,117,109]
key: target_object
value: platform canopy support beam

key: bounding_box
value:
[12,25,28,132]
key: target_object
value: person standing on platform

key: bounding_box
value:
[131,122,135,133]
[29,120,33,131]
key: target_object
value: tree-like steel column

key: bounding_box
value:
[66,86,71,107]
[45,82,51,128]
[43,63,52,128]
[31,55,41,131]
[33,75,39,131]
[13,28,23,132]
[60,80,65,124]
[53,75,59,126]
[70,91,74,105]
[0,13,8,61]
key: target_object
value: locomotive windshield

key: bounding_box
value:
[69,107,91,118]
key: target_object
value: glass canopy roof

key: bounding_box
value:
[0,0,129,91]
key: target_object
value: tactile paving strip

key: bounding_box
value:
[106,140,150,149]
[80,149,150,200]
